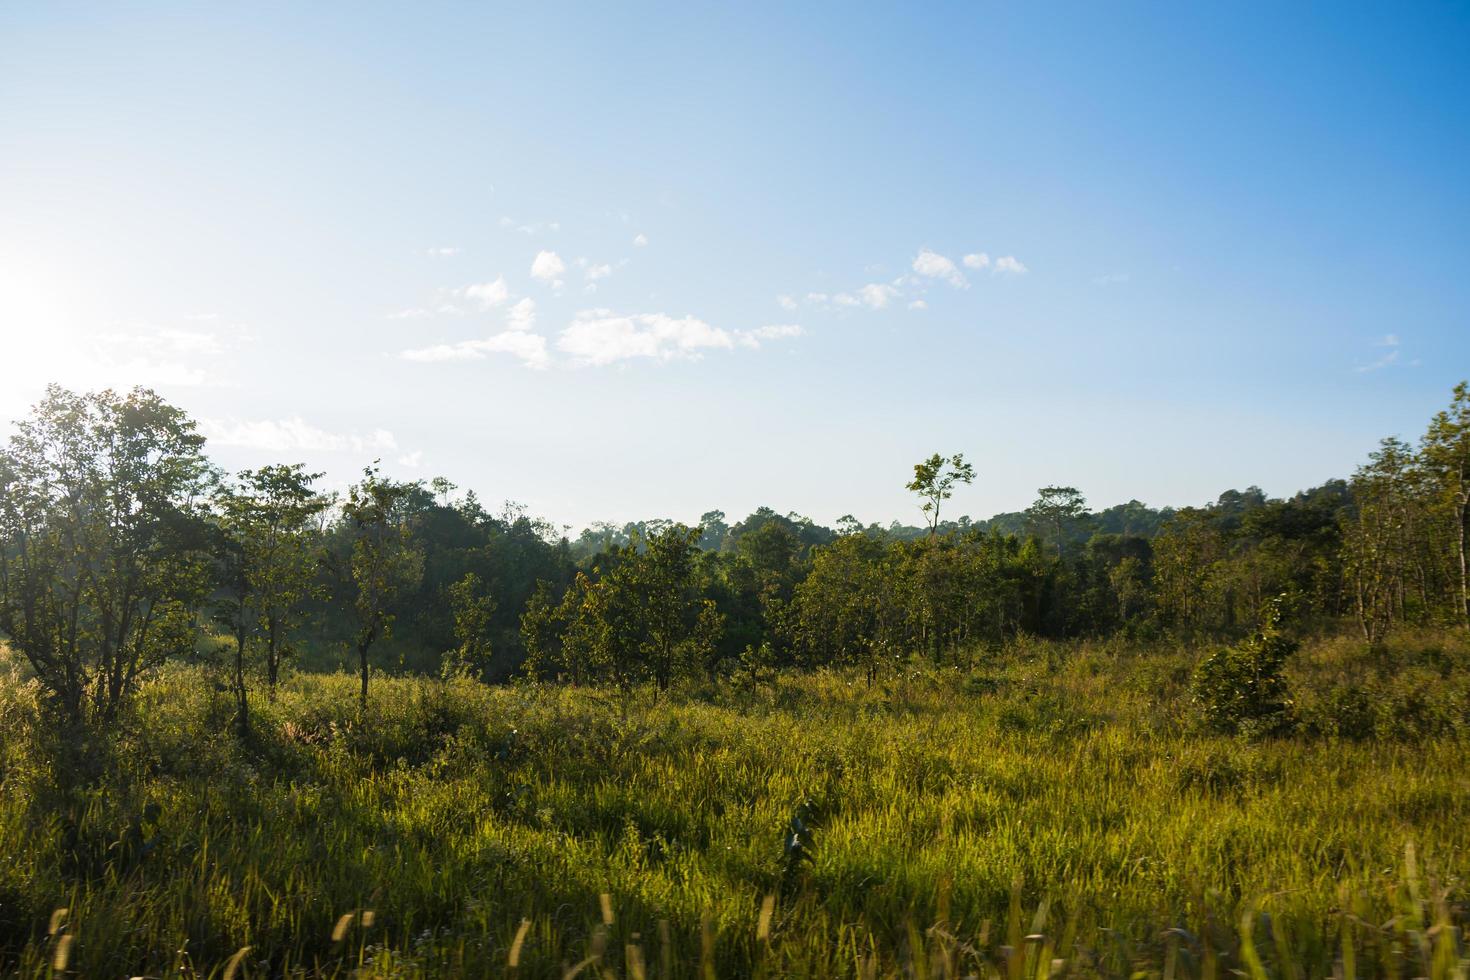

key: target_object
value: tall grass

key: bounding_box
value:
[0,632,1466,977]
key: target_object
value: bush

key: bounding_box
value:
[1191,598,1296,736]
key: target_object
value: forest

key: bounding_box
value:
[1,382,1468,977]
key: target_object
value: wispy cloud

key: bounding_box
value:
[994,255,1028,275]
[632,233,649,247]
[460,277,509,309]
[200,416,398,454]
[506,297,537,332]
[1355,334,1407,373]
[400,330,550,369]
[962,253,990,270]
[912,248,967,288]
[736,323,804,348]
[425,246,461,257]
[1355,349,1401,373]
[1091,273,1129,286]
[556,309,801,366]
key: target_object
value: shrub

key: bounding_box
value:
[1190,597,1296,736]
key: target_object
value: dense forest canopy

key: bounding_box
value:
[1,381,1468,726]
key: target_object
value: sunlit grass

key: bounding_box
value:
[0,633,1466,976]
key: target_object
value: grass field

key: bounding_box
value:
[0,633,1467,977]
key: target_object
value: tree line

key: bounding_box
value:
[1,382,1467,730]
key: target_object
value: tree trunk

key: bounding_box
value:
[357,621,377,711]
[233,627,249,737]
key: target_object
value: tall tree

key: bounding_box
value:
[212,464,325,730]
[1025,486,1089,556]
[0,386,212,725]
[1422,381,1470,629]
[341,464,425,709]
[906,453,975,536]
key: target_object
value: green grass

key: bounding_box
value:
[0,633,1467,977]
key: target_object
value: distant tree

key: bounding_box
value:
[698,510,729,550]
[0,386,212,725]
[342,464,425,709]
[1025,486,1089,555]
[906,453,975,536]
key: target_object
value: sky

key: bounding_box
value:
[2,3,1468,533]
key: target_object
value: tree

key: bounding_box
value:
[443,571,495,679]
[906,453,975,536]
[0,386,212,725]
[786,534,899,682]
[212,464,326,731]
[1343,438,1422,646]
[1025,486,1089,556]
[1421,381,1470,630]
[633,525,723,690]
[341,464,425,709]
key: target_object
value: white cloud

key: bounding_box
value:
[557,310,734,365]
[962,253,990,270]
[833,293,859,307]
[908,299,928,311]
[806,292,829,304]
[461,277,509,309]
[400,330,550,370]
[1375,333,1401,347]
[397,451,424,468]
[531,250,566,286]
[200,417,398,454]
[858,283,899,309]
[777,295,798,311]
[994,255,1028,275]
[585,262,613,281]
[506,297,537,332]
[425,247,461,257]
[632,233,649,247]
[912,248,966,288]
[735,324,804,348]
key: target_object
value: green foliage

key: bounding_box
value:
[441,571,495,680]
[341,463,426,707]
[1191,597,1298,735]
[906,452,975,534]
[1,637,1467,977]
[0,385,212,725]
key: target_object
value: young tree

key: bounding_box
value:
[212,464,325,731]
[0,386,212,725]
[1422,381,1470,630]
[1343,438,1421,646]
[443,571,495,679]
[341,464,425,709]
[906,453,975,536]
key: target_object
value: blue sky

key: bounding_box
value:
[2,3,1467,531]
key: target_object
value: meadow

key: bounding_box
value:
[1,632,1467,978]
